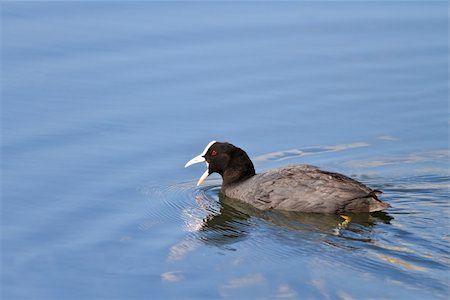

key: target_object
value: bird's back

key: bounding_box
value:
[222,165,390,213]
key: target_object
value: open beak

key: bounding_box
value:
[185,141,216,186]
[185,155,205,168]
[185,155,210,186]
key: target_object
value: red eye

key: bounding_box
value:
[211,150,217,156]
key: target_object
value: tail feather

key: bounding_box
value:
[369,198,391,212]
[342,194,391,213]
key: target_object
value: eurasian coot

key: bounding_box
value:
[185,141,391,213]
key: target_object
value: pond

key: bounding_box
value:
[2,2,449,299]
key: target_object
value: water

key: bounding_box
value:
[1,2,449,299]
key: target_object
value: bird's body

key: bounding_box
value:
[185,141,391,213]
[223,164,389,213]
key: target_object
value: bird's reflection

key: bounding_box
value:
[192,191,393,247]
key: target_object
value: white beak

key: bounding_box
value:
[185,155,206,168]
[185,140,216,186]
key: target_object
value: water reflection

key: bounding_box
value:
[193,193,252,246]
[191,190,393,247]
[253,142,370,162]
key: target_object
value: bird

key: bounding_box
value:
[185,141,391,213]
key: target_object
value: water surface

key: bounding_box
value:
[1,2,449,299]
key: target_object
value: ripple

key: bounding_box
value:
[344,149,449,169]
[139,177,394,263]
[253,141,370,163]
[138,170,449,293]
[138,179,222,229]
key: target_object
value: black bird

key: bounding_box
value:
[185,141,391,213]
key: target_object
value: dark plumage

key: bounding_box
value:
[185,141,391,213]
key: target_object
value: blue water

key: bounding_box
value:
[1,2,449,299]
